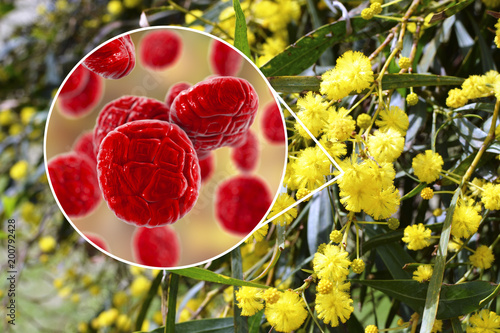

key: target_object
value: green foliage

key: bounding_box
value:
[2,0,499,332]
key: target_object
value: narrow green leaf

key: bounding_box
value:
[0,3,14,17]
[451,117,500,154]
[358,223,444,259]
[136,318,235,333]
[175,318,234,333]
[135,271,163,331]
[479,283,500,306]
[231,247,248,333]
[172,267,269,289]
[260,17,396,76]
[232,0,251,59]
[166,273,179,333]
[268,74,464,93]
[450,317,464,333]
[429,0,474,24]
[353,280,497,320]
[307,189,333,255]
[420,189,460,332]
[454,102,496,113]
[401,183,428,201]
[365,226,413,279]
[277,223,286,251]
[248,309,264,333]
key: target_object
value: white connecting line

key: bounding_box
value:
[260,92,345,226]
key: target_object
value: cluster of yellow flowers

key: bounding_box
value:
[236,229,363,331]
[185,0,300,65]
[446,70,500,108]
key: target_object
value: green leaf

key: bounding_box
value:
[421,189,460,332]
[468,12,496,72]
[359,223,444,258]
[268,74,464,93]
[260,17,396,77]
[172,267,269,289]
[232,0,251,59]
[479,283,500,307]
[166,273,179,333]
[364,226,413,279]
[307,188,333,255]
[248,309,264,333]
[231,247,248,333]
[452,117,500,154]
[400,182,428,201]
[277,223,286,251]
[137,318,234,333]
[135,271,163,331]
[450,317,464,333]
[428,0,474,24]
[454,102,496,113]
[0,3,14,17]
[353,280,497,320]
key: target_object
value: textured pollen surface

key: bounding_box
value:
[215,175,272,235]
[209,40,243,76]
[261,101,286,144]
[171,76,259,158]
[165,82,191,109]
[58,67,103,118]
[83,35,135,79]
[48,152,101,218]
[93,95,170,155]
[97,119,201,227]
[132,226,180,267]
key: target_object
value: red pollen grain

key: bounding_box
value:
[83,35,136,80]
[170,76,259,159]
[97,119,201,227]
[214,175,272,235]
[48,152,101,218]
[165,82,191,109]
[132,226,181,267]
[73,131,97,167]
[199,152,215,183]
[58,66,103,118]
[231,130,259,173]
[93,95,170,156]
[209,40,243,76]
[139,30,182,70]
[84,233,109,252]
[59,65,90,98]
[261,101,286,144]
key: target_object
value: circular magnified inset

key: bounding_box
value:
[44,26,287,268]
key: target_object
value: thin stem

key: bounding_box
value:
[355,221,360,259]
[440,173,461,185]
[348,86,376,114]
[167,1,233,40]
[369,28,397,61]
[460,100,500,188]
[301,290,325,333]
[373,15,404,22]
[382,0,406,7]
